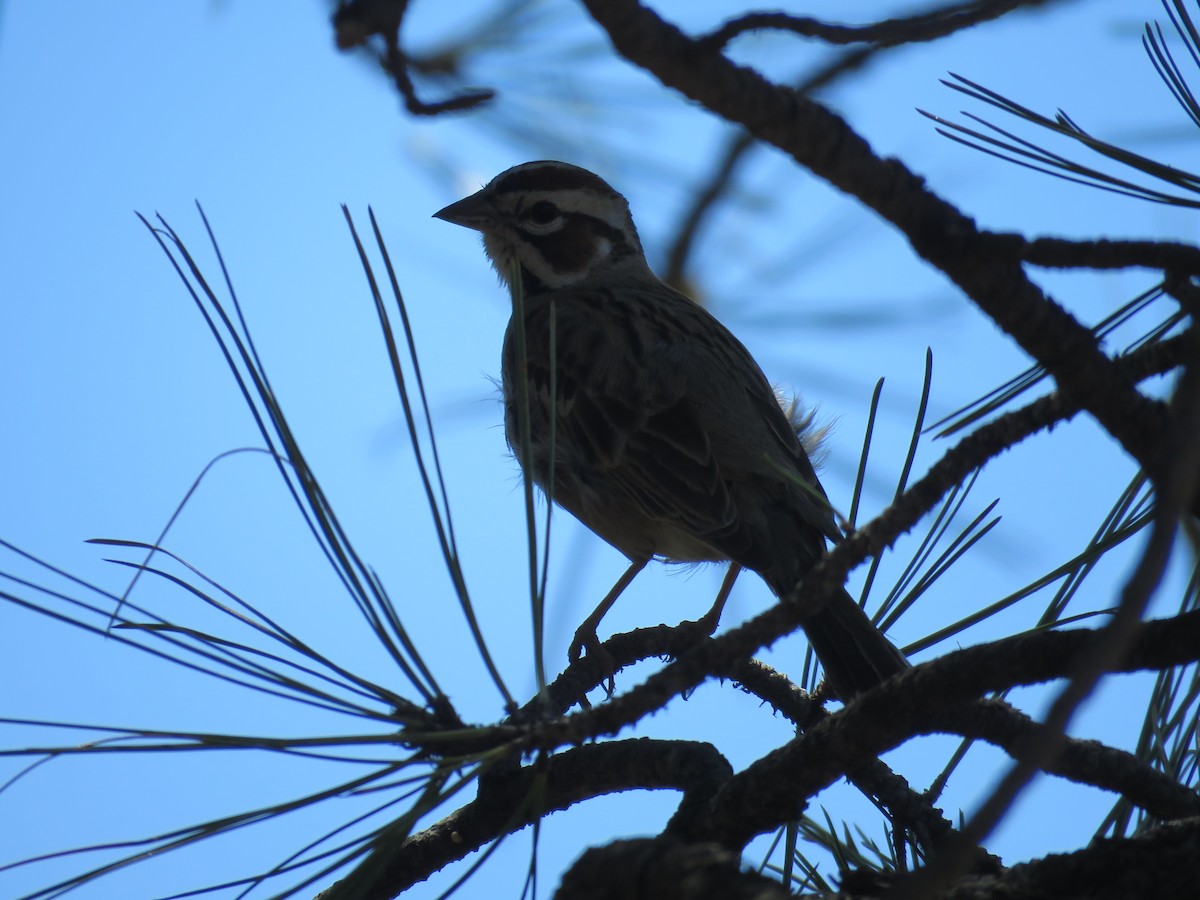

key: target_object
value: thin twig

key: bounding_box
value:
[701,0,1052,50]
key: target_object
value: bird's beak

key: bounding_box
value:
[433,189,494,232]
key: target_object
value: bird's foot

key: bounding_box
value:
[686,606,723,638]
[569,628,617,700]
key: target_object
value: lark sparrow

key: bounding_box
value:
[434,161,908,698]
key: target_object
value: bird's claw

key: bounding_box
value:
[569,629,617,699]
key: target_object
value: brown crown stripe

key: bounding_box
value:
[494,162,616,196]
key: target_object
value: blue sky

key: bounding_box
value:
[1,1,1196,897]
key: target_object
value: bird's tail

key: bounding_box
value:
[800,588,909,699]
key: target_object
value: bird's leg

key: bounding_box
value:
[569,557,648,694]
[690,563,742,636]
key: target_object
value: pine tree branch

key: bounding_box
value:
[552,817,1200,900]
[907,326,1200,897]
[930,700,1200,823]
[1002,235,1200,272]
[317,739,732,900]
[933,815,1200,900]
[580,0,1172,495]
[698,610,1200,851]
[700,0,1056,51]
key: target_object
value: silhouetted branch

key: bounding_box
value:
[932,701,1200,823]
[391,606,1200,878]
[581,0,1172,492]
[333,0,494,114]
[987,234,1200,273]
[555,837,791,900]
[663,46,878,288]
[557,815,1200,900]
[910,328,1200,897]
[318,739,732,899]
[926,815,1200,900]
[696,611,1200,851]
[701,0,1054,50]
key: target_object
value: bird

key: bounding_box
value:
[433,160,909,699]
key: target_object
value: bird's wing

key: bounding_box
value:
[668,294,844,547]
[512,287,742,546]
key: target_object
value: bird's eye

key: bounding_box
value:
[525,200,560,225]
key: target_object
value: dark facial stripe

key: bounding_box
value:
[520,213,632,276]
[524,227,597,275]
[571,214,626,246]
[518,263,550,295]
[517,213,627,246]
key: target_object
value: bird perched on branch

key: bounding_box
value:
[435,160,908,699]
